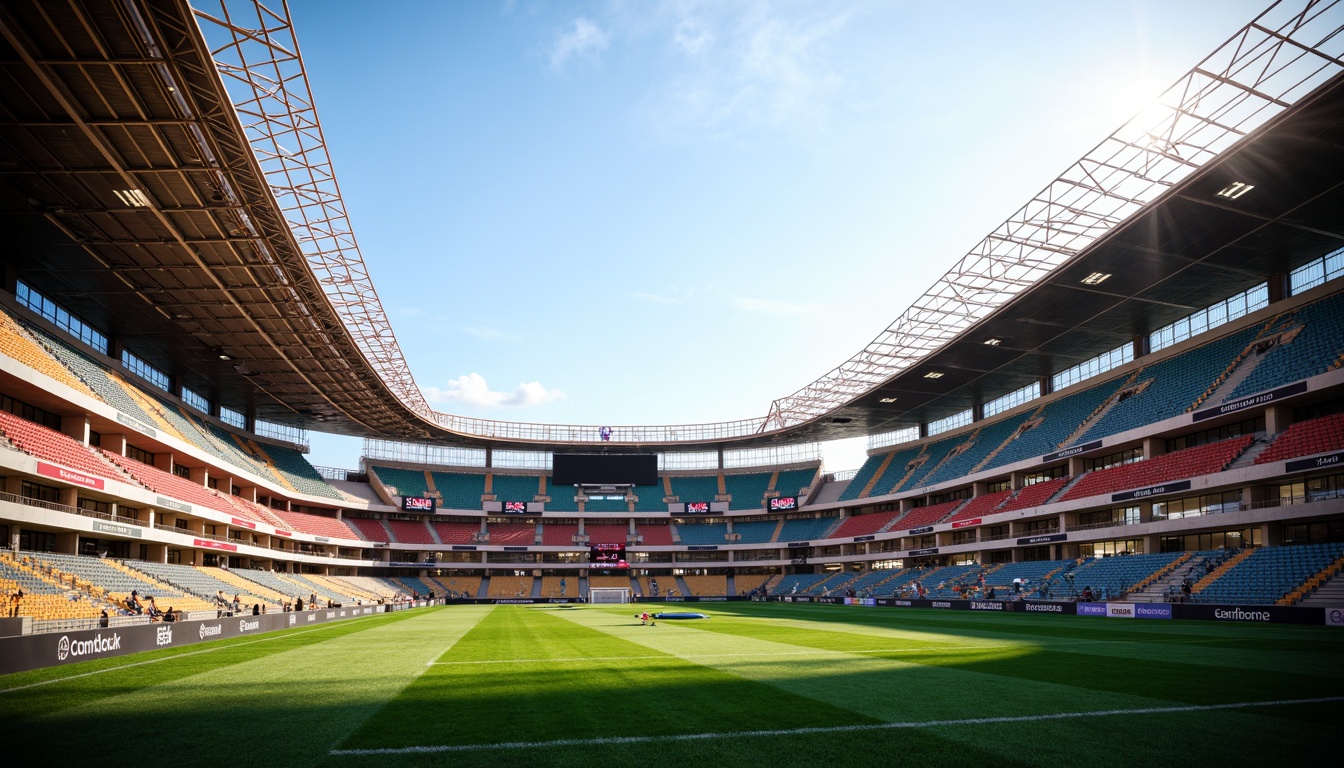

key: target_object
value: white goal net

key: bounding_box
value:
[589,587,631,604]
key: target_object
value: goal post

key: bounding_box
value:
[589,587,631,604]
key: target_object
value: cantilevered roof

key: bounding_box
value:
[0,0,1342,451]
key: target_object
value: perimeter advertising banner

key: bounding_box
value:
[868,599,1079,615]
[1172,603,1326,625]
[0,605,384,676]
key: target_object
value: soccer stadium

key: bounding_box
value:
[2,0,1343,765]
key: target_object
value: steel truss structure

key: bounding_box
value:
[763,0,1344,431]
[191,0,1344,445]
[191,0,434,422]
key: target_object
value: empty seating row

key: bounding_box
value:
[1061,436,1253,501]
[0,410,129,484]
[1256,412,1344,465]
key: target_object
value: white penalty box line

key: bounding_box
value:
[330,696,1344,756]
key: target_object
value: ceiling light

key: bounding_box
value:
[923,372,944,379]
[1080,272,1112,286]
[983,338,1003,346]
[879,397,897,403]
[1217,181,1255,200]
[113,188,152,208]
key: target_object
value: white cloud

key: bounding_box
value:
[673,18,714,56]
[550,17,609,71]
[654,7,850,137]
[423,373,565,408]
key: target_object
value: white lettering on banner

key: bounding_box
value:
[289,615,297,626]
[57,633,122,661]
[1214,608,1270,622]
[307,613,316,622]
[931,601,953,609]
[1026,603,1063,613]
[326,611,336,619]
[1106,603,1135,618]
[156,626,173,646]
[199,624,222,639]
[238,619,260,632]
[970,602,1003,611]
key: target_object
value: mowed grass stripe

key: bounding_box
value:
[555,606,1175,725]
[322,704,1344,768]
[11,606,493,768]
[703,602,1344,676]
[325,605,1344,768]
[0,607,427,720]
[334,606,882,752]
[331,694,1344,753]
[662,606,1344,709]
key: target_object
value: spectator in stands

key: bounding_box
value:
[309,592,317,607]
[99,609,109,628]
[1181,581,1192,601]
[560,577,567,595]
[252,604,260,616]
[9,587,22,617]
[163,607,176,623]
[233,594,241,614]
[651,578,659,597]
[295,596,304,611]
[1080,586,1094,602]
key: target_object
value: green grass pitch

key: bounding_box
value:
[3,602,1341,767]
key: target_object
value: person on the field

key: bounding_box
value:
[640,611,650,625]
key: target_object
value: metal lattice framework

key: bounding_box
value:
[763,0,1344,430]
[191,0,435,421]
[189,0,1343,445]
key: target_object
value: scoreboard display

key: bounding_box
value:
[502,501,528,514]
[401,496,436,513]
[553,454,658,487]
[768,496,799,512]
[683,501,711,515]
[588,543,629,570]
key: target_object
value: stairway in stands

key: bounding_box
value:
[1297,569,1344,607]
[1224,435,1275,470]
[1127,554,1198,603]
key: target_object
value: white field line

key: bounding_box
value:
[329,695,1344,756]
[421,606,491,667]
[0,610,407,695]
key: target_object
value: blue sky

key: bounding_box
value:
[291,0,1267,472]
